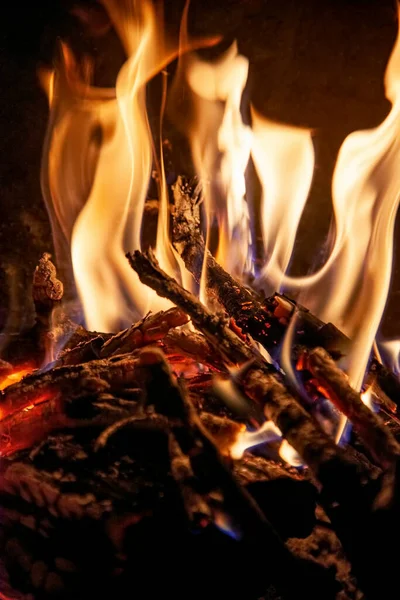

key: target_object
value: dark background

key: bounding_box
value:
[0,0,399,335]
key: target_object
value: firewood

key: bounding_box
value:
[172,176,400,412]
[99,307,189,358]
[127,249,257,366]
[0,386,145,457]
[168,431,214,528]
[237,366,374,493]
[52,307,188,368]
[32,253,64,314]
[299,347,400,468]
[163,328,225,371]
[136,347,328,600]
[127,251,372,490]
[31,253,64,360]
[172,176,285,348]
[127,249,400,599]
[51,335,105,367]
[0,410,340,600]
[0,355,141,417]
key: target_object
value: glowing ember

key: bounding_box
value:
[0,367,34,392]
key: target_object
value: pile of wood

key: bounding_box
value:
[0,185,400,599]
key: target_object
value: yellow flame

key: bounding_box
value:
[252,7,400,415]
[278,440,303,467]
[229,421,281,459]
[361,387,374,410]
[41,1,219,332]
[39,70,55,107]
[230,420,301,467]
[170,39,253,286]
[251,111,315,295]
[41,0,400,455]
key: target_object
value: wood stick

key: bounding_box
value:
[163,328,225,371]
[172,176,285,347]
[299,347,400,468]
[99,307,188,358]
[50,307,188,368]
[126,249,256,366]
[127,250,372,493]
[0,355,141,417]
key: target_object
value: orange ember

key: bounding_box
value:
[0,366,34,392]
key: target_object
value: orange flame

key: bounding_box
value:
[230,420,302,467]
[170,38,253,290]
[256,11,400,400]
[41,0,219,332]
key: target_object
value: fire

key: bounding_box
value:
[40,1,400,461]
[170,40,253,282]
[253,10,400,402]
[361,388,374,410]
[251,111,315,296]
[41,0,219,332]
[378,339,400,376]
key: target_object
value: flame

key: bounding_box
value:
[230,420,301,467]
[255,11,400,401]
[39,70,55,107]
[40,0,400,454]
[169,36,253,286]
[251,112,315,293]
[229,420,281,459]
[41,0,219,332]
[361,387,374,411]
[247,7,400,444]
[378,339,400,376]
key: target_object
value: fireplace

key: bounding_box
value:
[1,1,400,599]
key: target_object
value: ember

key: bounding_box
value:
[2,1,400,599]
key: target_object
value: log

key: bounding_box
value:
[99,307,188,358]
[299,347,400,468]
[0,407,340,600]
[136,347,329,600]
[0,355,141,418]
[52,307,188,368]
[126,250,257,366]
[163,328,225,371]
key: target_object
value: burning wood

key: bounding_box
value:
[0,251,399,599]
[4,0,400,598]
[172,175,400,416]
[299,347,400,468]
